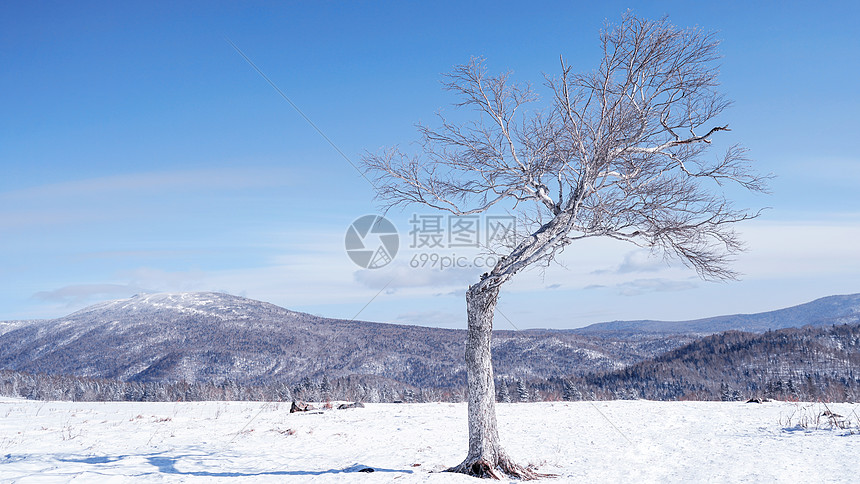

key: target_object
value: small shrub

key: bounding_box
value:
[780,402,860,434]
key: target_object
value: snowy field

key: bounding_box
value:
[1,397,857,483]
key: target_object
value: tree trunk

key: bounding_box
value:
[447,284,537,480]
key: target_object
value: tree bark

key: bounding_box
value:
[447,284,537,479]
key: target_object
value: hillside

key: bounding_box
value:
[0,293,678,388]
[576,323,860,401]
[0,320,38,336]
[4,292,860,400]
[573,293,860,336]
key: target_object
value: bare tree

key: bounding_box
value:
[362,14,767,479]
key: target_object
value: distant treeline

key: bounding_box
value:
[0,370,471,403]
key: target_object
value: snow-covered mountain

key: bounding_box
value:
[573,293,860,336]
[0,292,667,386]
[0,320,37,336]
[3,292,858,389]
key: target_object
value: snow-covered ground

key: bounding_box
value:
[1,397,857,483]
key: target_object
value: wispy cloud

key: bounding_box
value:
[592,250,667,275]
[353,262,477,291]
[394,310,463,329]
[75,249,207,261]
[0,166,303,230]
[117,267,210,293]
[1,166,297,200]
[33,283,151,306]
[583,284,606,290]
[737,219,860,278]
[615,278,698,296]
[15,216,860,327]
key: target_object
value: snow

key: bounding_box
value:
[0,321,36,336]
[64,293,257,324]
[1,398,857,482]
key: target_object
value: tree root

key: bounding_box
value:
[446,456,554,480]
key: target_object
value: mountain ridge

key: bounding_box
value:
[570,293,860,336]
[9,291,860,335]
[0,292,677,387]
[2,291,859,392]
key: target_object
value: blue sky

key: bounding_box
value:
[1,1,859,328]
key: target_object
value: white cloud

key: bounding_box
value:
[615,278,699,296]
[353,261,477,291]
[33,283,151,306]
[1,166,297,200]
[592,250,669,275]
[117,267,210,293]
[737,218,860,278]
[16,210,860,329]
[394,310,463,329]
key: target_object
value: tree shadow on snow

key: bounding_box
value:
[59,455,127,464]
[147,455,411,477]
[55,452,412,477]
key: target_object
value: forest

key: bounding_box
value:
[3,323,858,403]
